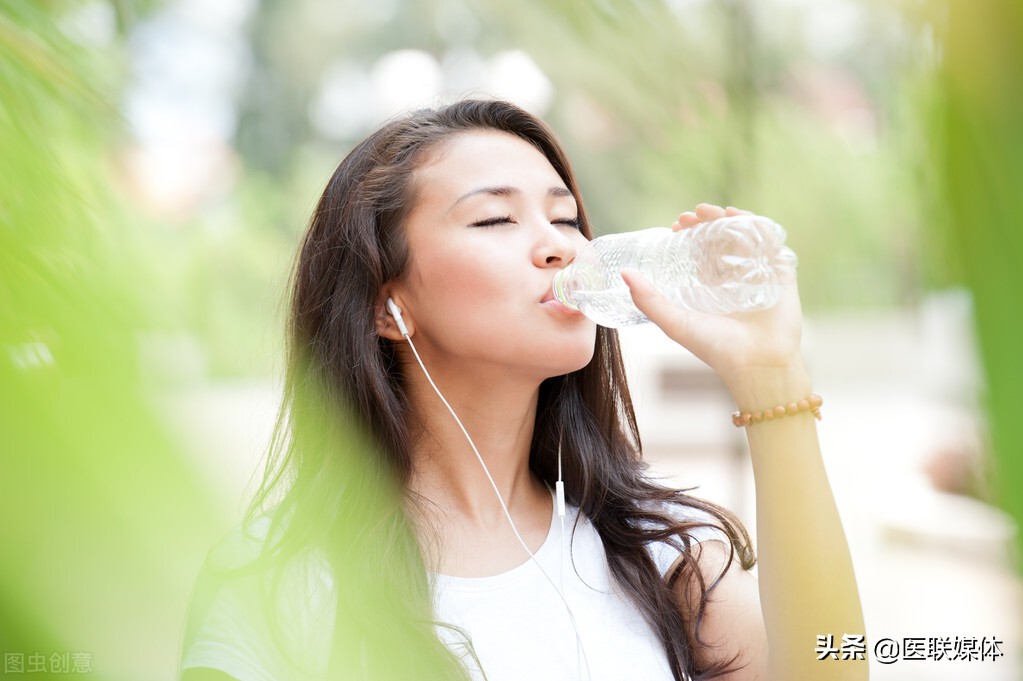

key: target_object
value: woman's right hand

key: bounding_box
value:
[620,203,808,409]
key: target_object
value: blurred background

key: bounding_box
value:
[1,0,1020,679]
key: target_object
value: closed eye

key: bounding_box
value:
[553,216,582,230]
[469,215,514,228]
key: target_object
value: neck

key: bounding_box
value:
[402,350,549,530]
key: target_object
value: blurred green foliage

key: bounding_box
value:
[177,0,942,380]
[0,1,939,382]
[16,0,933,380]
[1,1,223,677]
[928,0,1023,563]
[5,0,1020,677]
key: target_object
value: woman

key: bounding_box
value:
[179,99,866,681]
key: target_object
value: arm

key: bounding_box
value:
[732,366,865,680]
[625,204,867,681]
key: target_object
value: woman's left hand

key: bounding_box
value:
[619,203,807,403]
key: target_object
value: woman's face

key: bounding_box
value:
[392,130,597,382]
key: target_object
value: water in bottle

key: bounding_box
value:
[552,214,798,327]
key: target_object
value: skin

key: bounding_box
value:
[381,132,866,680]
[627,205,867,680]
[380,130,596,576]
[185,131,867,681]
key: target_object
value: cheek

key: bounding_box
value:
[405,247,508,336]
[419,251,500,303]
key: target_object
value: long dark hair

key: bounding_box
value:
[245,99,755,680]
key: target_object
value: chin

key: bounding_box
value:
[540,336,597,378]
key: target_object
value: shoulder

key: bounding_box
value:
[639,498,733,577]
[645,499,766,679]
[676,539,769,680]
[179,515,336,681]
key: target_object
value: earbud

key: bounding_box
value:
[386,297,409,337]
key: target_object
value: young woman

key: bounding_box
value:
[179,99,866,681]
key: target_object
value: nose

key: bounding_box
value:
[532,221,578,269]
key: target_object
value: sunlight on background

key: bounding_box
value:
[2,0,1020,679]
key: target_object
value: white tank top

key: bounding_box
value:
[430,498,724,681]
[180,500,726,681]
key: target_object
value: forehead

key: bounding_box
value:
[414,130,568,201]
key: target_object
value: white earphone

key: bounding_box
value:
[386,297,409,337]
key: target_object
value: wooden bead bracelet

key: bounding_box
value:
[732,394,823,428]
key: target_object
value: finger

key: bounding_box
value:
[724,206,753,216]
[620,267,675,321]
[695,203,726,222]
[674,211,700,231]
[620,268,694,343]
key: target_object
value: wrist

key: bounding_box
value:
[724,363,813,413]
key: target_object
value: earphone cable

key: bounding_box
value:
[402,331,591,681]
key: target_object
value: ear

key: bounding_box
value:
[374,288,413,341]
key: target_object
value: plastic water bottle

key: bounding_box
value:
[552,214,798,327]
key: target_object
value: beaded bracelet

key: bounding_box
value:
[732,394,823,428]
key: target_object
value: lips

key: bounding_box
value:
[541,287,583,316]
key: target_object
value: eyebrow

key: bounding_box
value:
[452,185,574,207]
